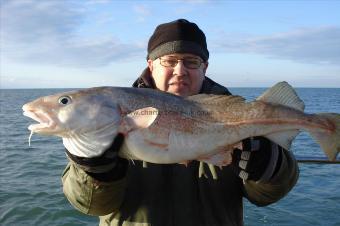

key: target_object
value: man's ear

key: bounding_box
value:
[147,59,154,72]
[203,61,209,74]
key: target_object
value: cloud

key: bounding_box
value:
[19,38,143,67]
[1,1,81,43]
[0,1,144,67]
[85,0,112,5]
[133,4,151,22]
[214,27,340,65]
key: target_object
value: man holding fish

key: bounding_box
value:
[61,19,300,226]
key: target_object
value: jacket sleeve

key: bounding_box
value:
[242,147,299,206]
[62,161,127,216]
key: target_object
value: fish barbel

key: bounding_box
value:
[22,82,340,165]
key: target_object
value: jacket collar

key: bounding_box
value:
[132,67,156,88]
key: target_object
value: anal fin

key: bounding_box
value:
[264,130,300,150]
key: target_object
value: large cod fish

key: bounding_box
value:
[22,82,339,165]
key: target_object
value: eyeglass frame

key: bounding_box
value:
[159,56,204,69]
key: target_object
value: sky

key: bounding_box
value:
[1,0,340,88]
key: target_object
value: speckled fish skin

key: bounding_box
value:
[22,82,340,165]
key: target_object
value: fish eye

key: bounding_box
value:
[58,96,72,105]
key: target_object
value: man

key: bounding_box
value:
[62,19,299,226]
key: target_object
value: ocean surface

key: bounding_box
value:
[0,87,339,226]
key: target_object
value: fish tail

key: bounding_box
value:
[309,113,340,161]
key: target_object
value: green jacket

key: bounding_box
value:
[62,71,299,226]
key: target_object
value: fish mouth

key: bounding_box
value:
[22,109,56,133]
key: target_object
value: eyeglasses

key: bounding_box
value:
[159,57,203,69]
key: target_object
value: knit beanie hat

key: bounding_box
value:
[147,19,209,61]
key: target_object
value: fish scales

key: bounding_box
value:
[22,82,340,165]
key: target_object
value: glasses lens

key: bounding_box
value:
[160,57,202,69]
[183,59,202,69]
[160,58,178,67]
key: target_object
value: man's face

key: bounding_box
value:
[148,53,208,97]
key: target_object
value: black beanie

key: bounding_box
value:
[147,19,209,61]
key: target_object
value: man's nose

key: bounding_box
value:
[173,60,187,76]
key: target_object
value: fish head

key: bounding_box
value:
[22,88,122,137]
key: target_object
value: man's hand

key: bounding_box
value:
[230,137,282,182]
[65,133,128,182]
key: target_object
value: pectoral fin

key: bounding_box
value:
[125,107,159,130]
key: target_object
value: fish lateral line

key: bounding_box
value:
[223,118,333,132]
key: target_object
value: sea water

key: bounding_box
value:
[0,88,339,226]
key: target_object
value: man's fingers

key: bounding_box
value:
[240,151,251,161]
[239,160,248,170]
[232,148,242,161]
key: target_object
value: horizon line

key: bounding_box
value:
[1,86,339,90]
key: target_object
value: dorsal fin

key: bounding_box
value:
[256,81,305,111]
[257,82,304,150]
[187,94,245,106]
